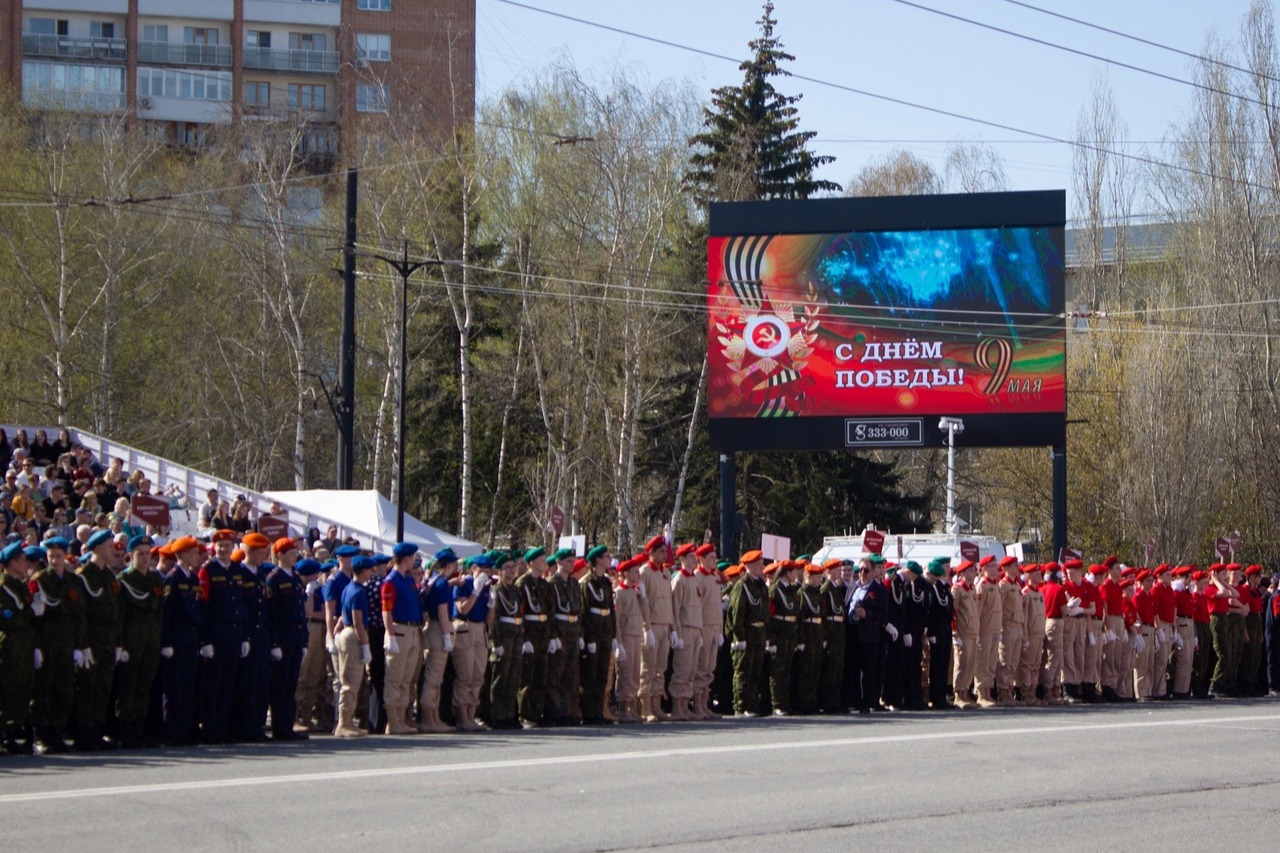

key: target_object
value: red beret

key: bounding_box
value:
[763,561,782,576]
[573,557,587,572]
[1103,555,1119,567]
[724,564,744,579]
[1225,563,1243,572]
[644,535,666,553]
[212,529,238,543]
[695,543,716,557]
[999,556,1018,568]
[1024,563,1042,574]
[169,536,200,554]
[1041,561,1060,574]
[272,537,297,555]
[741,550,763,564]
[230,548,245,563]
[1120,579,1134,589]
[1172,566,1191,577]
[1153,565,1170,576]
[149,546,161,557]
[804,562,824,575]
[979,555,995,567]
[1192,571,1207,581]
[616,556,642,572]
[823,558,844,570]
[954,560,976,574]
[1120,567,1138,578]
[1063,559,1084,570]
[1088,564,1108,575]
[1245,565,1262,576]
[241,532,271,549]
[1209,563,1227,573]
[674,543,696,557]
[1136,570,1151,581]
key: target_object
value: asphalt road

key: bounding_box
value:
[2,700,1278,851]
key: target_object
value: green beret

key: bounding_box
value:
[585,545,609,562]
[485,549,510,566]
[868,554,886,565]
[549,547,575,563]
[716,560,731,572]
[927,557,948,577]
[906,560,923,575]
[795,553,812,563]
[524,546,546,563]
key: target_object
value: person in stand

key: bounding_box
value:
[1239,566,1265,696]
[848,556,887,714]
[899,561,930,711]
[764,560,800,717]
[1150,565,1178,700]
[667,544,703,722]
[1190,570,1216,699]
[516,547,553,728]
[323,545,359,717]
[726,551,768,717]
[418,549,459,733]
[450,553,493,732]
[233,532,273,742]
[950,560,979,709]
[1131,571,1158,700]
[0,542,36,755]
[1266,570,1280,696]
[380,543,425,735]
[197,529,248,744]
[794,561,826,715]
[1058,559,1092,703]
[265,538,308,741]
[1098,561,1127,703]
[160,537,203,745]
[923,558,954,710]
[294,559,331,732]
[637,536,674,723]
[115,534,163,748]
[1019,564,1047,705]
[994,556,1025,706]
[28,536,82,753]
[691,544,723,721]
[1170,566,1197,700]
[972,556,1004,708]
[334,557,373,737]
[817,559,848,714]
[544,548,585,727]
[487,552,524,730]
[580,546,617,725]
[879,562,905,712]
[74,529,123,750]
[610,555,645,723]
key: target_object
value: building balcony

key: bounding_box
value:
[23,34,127,63]
[244,0,341,28]
[136,42,233,68]
[243,47,338,75]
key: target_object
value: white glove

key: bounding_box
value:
[1133,635,1146,655]
[305,580,320,596]
[669,630,680,648]
[1152,634,1162,650]
[474,572,490,592]
[116,647,129,663]
[34,648,43,669]
[443,633,455,653]
[1024,641,1031,650]
[1193,637,1199,650]
[1174,634,1184,649]
[84,647,96,667]
[730,640,746,652]
[1156,628,1167,645]
[521,641,534,654]
[1172,580,1186,592]
[644,629,655,649]
[578,637,585,651]
[200,644,215,659]
[1087,632,1096,647]
[928,636,936,645]
[73,649,84,668]
[823,641,828,648]
[326,634,338,655]
[160,646,174,659]
[300,648,308,665]
[616,644,627,662]
[1104,630,1117,644]
[903,634,913,649]
[796,643,805,652]
[240,641,251,658]
[385,632,400,654]
[1067,596,1082,609]
[493,644,505,658]
[954,637,964,650]
[1067,606,1084,617]
[360,644,372,664]
[766,644,778,654]
[271,647,283,662]
[587,642,597,654]
[637,583,646,599]
[31,590,46,617]
[885,623,899,642]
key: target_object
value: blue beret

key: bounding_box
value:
[320,560,337,571]
[23,545,46,562]
[334,545,361,558]
[295,558,322,576]
[0,541,25,564]
[434,547,457,564]
[86,529,114,551]
[351,556,374,571]
[43,537,71,551]
[393,542,419,559]
[371,553,391,565]
[472,555,494,569]
[127,534,155,551]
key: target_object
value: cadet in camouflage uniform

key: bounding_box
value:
[818,560,848,713]
[28,537,83,754]
[116,535,164,748]
[546,548,584,726]
[794,562,825,714]
[75,529,123,750]
[579,546,616,725]
[727,550,768,717]
[487,552,524,729]
[516,547,553,727]
[767,561,802,716]
[0,542,36,754]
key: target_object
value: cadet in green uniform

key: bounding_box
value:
[0,542,36,755]
[819,560,848,713]
[29,537,84,753]
[794,562,825,714]
[516,547,553,727]
[727,551,769,717]
[487,553,523,729]
[543,548,583,726]
[75,529,123,751]
[116,535,164,748]
[579,546,616,725]
[767,561,802,716]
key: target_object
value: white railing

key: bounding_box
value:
[3,424,368,551]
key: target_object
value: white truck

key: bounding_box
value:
[810,528,1007,568]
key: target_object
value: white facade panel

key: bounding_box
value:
[23,0,127,14]
[137,95,230,125]
[244,0,341,28]
[137,0,233,20]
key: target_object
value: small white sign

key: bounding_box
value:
[558,535,586,557]
[761,533,791,562]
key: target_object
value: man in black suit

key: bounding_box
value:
[848,556,889,713]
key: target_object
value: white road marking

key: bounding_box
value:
[1,711,1277,804]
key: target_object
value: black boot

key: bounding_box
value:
[74,727,100,752]
[5,726,32,756]
[119,721,143,750]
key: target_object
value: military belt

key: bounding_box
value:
[805,617,823,624]
[393,620,424,628]
[589,607,612,616]
[554,614,579,623]
[498,616,523,625]
[749,621,765,628]
[773,615,797,622]
[526,614,547,622]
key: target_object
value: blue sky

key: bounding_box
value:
[476,0,1270,221]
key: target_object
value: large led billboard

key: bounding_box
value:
[707,191,1066,451]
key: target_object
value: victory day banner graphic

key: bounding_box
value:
[707,227,1065,420]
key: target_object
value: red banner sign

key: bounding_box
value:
[959,541,980,561]
[257,515,289,541]
[1058,547,1082,564]
[862,529,885,555]
[130,494,170,528]
[1215,538,1231,558]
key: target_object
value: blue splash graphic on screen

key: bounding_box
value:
[815,227,1056,318]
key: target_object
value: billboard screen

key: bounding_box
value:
[707,191,1066,451]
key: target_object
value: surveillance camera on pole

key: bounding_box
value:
[938,417,964,534]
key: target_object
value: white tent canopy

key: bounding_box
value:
[264,489,483,558]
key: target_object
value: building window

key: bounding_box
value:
[90,22,116,40]
[245,81,270,107]
[287,83,325,111]
[357,0,392,10]
[355,82,388,113]
[138,68,232,102]
[355,34,390,63]
[247,31,272,48]
[288,32,328,52]
[142,24,168,42]
[183,27,219,45]
[29,18,69,37]
[22,60,125,110]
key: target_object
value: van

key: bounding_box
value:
[811,530,1006,568]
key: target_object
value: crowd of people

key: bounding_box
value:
[1,439,1279,758]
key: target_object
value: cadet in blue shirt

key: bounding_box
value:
[418,550,459,733]
[334,557,373,737]
[324,545,359,711]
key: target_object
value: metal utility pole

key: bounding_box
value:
[336,168,357,489]
[939,417,964,534]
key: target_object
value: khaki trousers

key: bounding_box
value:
[419,621,450,716]
[1100,615,1125,689]
[337,627,365,721]
[640,622,672,700]
[1154,619,1176,696]
[695,626,721,693]
[669,626,702,700]
[1041,618,1065,689]
[952,632,978,698]
[975,631,1000,692]
[1061,617,1085,683]
[451,620,487,709]
[1133,626,1155,698]
[1172,619,1196,695]
[383,622,423,710]
[997,623,1024,694]
[1115,633,1135,698]
[295,621,331,723]
[1017,625,1045,691]
[1083,619,1102,685]
[617,635,642,700]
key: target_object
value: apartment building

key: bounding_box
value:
[0,0,474,155]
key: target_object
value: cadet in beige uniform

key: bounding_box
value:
[951,560,980,708]
[668,544,703,721]
[693,544,723,721]
[613,556,645,723]
[996,556,1024,705]
[974,557,1003,708]
[638,536,673,722]
[1018,564,1047,705]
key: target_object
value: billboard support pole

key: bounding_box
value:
[719,452,736,562]
[1052,443,1067,560]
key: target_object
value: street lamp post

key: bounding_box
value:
[938,417,964,534]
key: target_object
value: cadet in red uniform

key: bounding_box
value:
[1059,560,1092,702]
[1131,571,1158,700]
[1191,571,1215,699]
[1099,562,1127,702]
[1170,566,1197,700]
[1205,564,1234,697]
[1239,566,1265,696]
[1038,562,1067,705]
[1150,566,1178,700]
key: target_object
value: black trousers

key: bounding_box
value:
[928,633,953,706]
[851,635,883,711]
